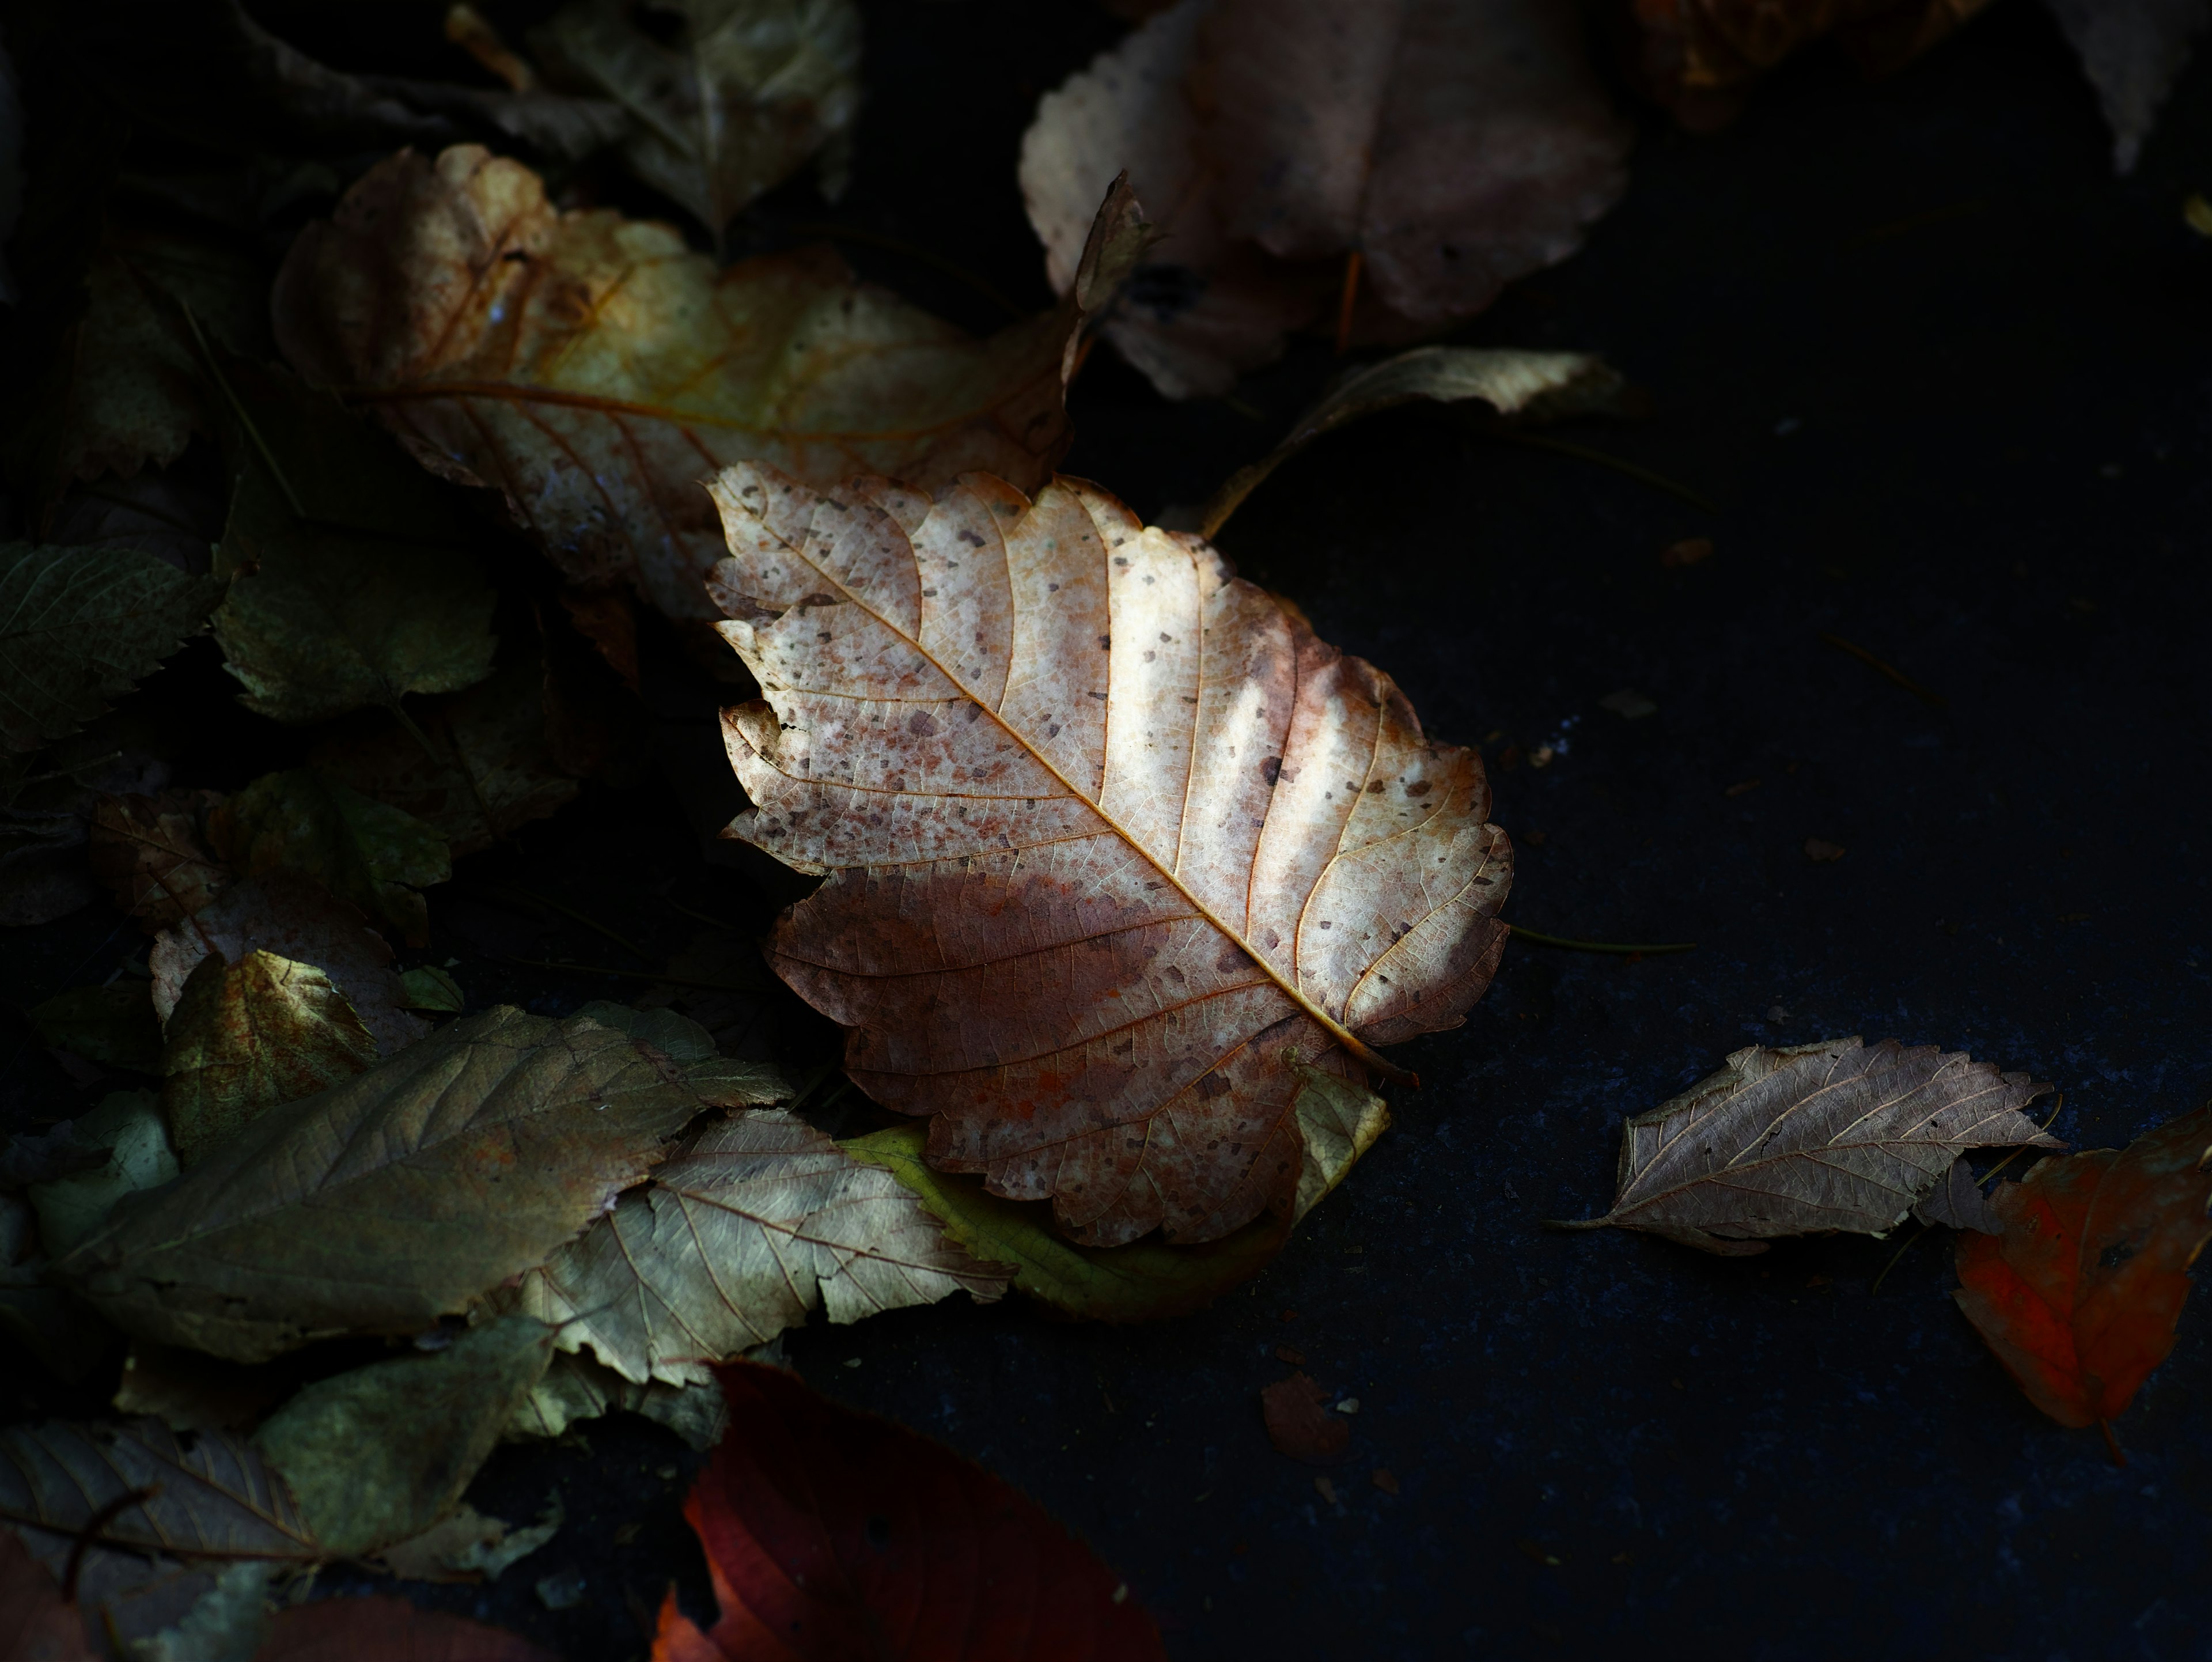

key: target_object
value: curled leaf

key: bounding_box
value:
[1555,1037,2060,1254]
[709,464,1509,1244]
[496,1111,1005,1387]
[272,146,1146,619]
[211,769,450,948]
[1954,1104,2212,1429]
[56,1006,711,1363]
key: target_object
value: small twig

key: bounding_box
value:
[1509,925,1695,956]
[1334,250,1363,355]
[661,896,749,934]
[2100,1419,2128,1467]
[62,1485,160,1603]
[1819,633,1946,708]
[1481,430,1720,513]
[1868,1225,1929,1295]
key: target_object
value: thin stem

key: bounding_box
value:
[1481,430,1720,514]
[2100,1419,2127,1467]
[1868,1225,1929,1295]
[1509,925,1695,956]
[1819,633,1946,709]
[180,301,306,520]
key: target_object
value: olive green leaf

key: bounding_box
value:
[88,789,230,930]
[0,1418,320,1651]
[24,1091,178,1261]
[842,1123,1287,1323]
[161,951,378,1168]
[569,998,787,1106]
[494,1110,1003,1386]
[211,769,450,948]
[399,965,465,1013]
[56,1006,712,1363]
[252,1317,555,1558]
[203,352,496,725]
[28,982,164,1072]
[0,543,222,754]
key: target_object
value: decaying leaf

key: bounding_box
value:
[0,543,222,754]
[310,657,580,858]
[1020,0,1628,396]
[55,1006,711,1363]
[534,0,864,238]
[1954,1104,2212,1429]
[2044,0,2207,172]
[1555,1038,2061,1255]
[1261,1370,1348,1464]
[272,146,1148,619]
[204,354,498,726]
[652,1363,1164,1662]
[506,1349,730,1450]
[211,769,450,948]
[256,1596,557,1662]
[88,789,230,929]
[1201,345,1627,537]
[495,1111,1006,1387]
[24,1092,177,1262]
[374,1498,562,1584]
[149,874,425,1058]
[844,1123,1287,1320]
[0,1418,320,1653]
[708,464,1509,1245]
[1914,1156,2000,1233]
[161,951,379,1167]
[253,1318,556,1557]
[28,981,164,1072]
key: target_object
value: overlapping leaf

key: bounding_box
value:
[1954,1104,2212,1429]
[707,463,1508,1245]
[496,1111,1006,1387]
[88,789,230,928]
[652,1363,1164,1662]
[55,1006,710,1362]
[1557,1037,2060,1255]
[271,145,1146,620]
[211,768,450,947]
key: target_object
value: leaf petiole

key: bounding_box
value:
[1508,925,1695,956]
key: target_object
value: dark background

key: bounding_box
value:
[6,2,2212,1657]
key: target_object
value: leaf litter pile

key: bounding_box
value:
[0,0,2202,1655]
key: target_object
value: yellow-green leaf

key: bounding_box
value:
[211,769,450,948]
[160,951,378,1168]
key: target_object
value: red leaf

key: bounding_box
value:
[1260,1371,1348,1465]
[654,1362,1163,1662]
[1954,1104,2212,1428]
[255,1599,556,1662]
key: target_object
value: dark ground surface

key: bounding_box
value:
[6,2,2212,1658]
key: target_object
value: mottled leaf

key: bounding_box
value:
[1955,1104,2212,1428]
[161,951,378,1168]
[55,1006,710,1363]
[652,1363,1164,1662]
[707,464,1508,1244]
[211,769,450,948]
[1555,1037,2060,1255]
[0,543,221,754]
[272,146,1146,619]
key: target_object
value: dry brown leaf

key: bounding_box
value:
[1020,0,1628,396]
[495,1110,1006,1386]
[148,873,426,1058]
[1555,1036,2061,1255]
[55,1006,707,1363]
[707,464,1509,1245]
[88,789,230,930]
[272,145,1147,620]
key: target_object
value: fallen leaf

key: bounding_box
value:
[1804,837,1846,861]
[709,464,1508,1244]
[1021,0,1629,397]
[272,146,1147,620]
[506,1350,729,1450]
[255,1597,558,1662]
[28,982,164,1072]
[533,0,863,238]
[1370,1467,1399,1494]
[1954,1104,2212,1429]
[253,1318,556,1557]
[652,1362,1164,1661]
[55,1005,710,1362]
[0,1418,320,1653]
[2041,0,2203,172]
[1555,1037,2060,1255]
[1260,1371,1347,1464]
[375,1498,561,1584]
[88,789,230,930]
[495,1110,1006,1387]
[24,1092,178,1261]
[1313,1475,1338,1504]
[149,873,426,1058]
[211,769,450,948]
[0,544,222,754]
[204,353,498,726]
[309,657,581,858]
[112,1343,293,1436]
[1199,345,1627,536]
[400,965,467,1013]
[161,951,379,1167]
[0,1528,100,1662]
[1913,1157,2001,1233]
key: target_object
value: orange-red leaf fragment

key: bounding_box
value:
[654,1362,1163,1662]
[1953,1104,2212,1428]
[1261,1371,1348,1465]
